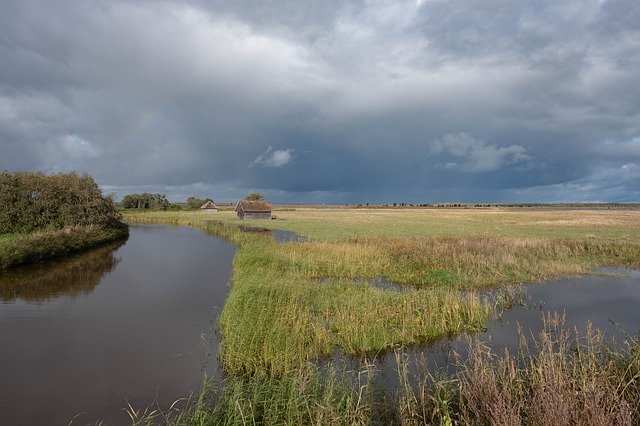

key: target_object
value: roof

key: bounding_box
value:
[235,200,273,213]
[200,200,218,209]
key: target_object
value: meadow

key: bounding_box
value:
[123,207,640,424]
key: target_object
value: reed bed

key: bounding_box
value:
[121,209,640,423]
[131,315,640,425]
[123,210,640,374]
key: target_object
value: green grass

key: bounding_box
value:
[120,208,640,423]
[122,209,640,375]
[0,225,128,269]
[131,318,640,425]
[0,233,18,245]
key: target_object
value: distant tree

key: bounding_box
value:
[186,197,213,210]
[245,192,264,201]
[121,193,170,210]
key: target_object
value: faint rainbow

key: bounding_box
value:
[113,99,172,148]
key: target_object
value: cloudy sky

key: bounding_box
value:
[1,0,639,203]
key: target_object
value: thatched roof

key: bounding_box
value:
[235,200,272,213]
[200,200,218,209]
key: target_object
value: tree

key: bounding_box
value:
[245,192,264,201]
[0,171,124,233]
[186,197,212,210]
[121,193,170,210]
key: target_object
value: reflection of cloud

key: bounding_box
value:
[251,146,295,168]
[430,133,529,172]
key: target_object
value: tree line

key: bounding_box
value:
[119,195,217,210]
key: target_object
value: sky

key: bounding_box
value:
[1,0,639,203]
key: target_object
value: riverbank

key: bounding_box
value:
[122,209,640,423]
[0,225,128,269]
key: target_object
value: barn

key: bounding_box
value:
[235,200,272,220]
[200,200,219,212]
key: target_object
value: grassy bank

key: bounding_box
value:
[123,209,640,372]
[0,225,128,269]
[133,316,640,425]
[122,208,640,423]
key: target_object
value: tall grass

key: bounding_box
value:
[0,225,128,269]
[122,210,640,375]
[120,210,640,423]
[131,316,640,425]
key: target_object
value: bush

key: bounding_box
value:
[0,171,124,233]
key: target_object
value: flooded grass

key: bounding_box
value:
[135,316,640,425]
[120,209,640,422]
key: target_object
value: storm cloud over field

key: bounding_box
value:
[1,0,639,202]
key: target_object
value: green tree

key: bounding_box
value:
[121,193,170,210]
[0,171,124,233]
[245,192,264,201]
[186,197,213,210]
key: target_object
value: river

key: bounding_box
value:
[0,224,235,425]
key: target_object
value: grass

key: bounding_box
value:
[131,315,640,425]
[121,207,640,422]
[122,208,640,373]
[0,233,18,245]
[0,225,128,269]
[124,207,640,242]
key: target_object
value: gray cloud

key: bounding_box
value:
[0,0,638,202]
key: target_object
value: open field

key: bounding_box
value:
[127,207,640,241]
[122,207,640,423]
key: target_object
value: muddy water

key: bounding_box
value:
[0,224,235,425]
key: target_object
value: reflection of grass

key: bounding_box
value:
[0,241,123,302]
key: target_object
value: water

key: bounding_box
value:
[272,229,308,243]
[375,271,640,383]
[236,225,307,243]
[0,224,235,425]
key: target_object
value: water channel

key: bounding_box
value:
[1,223,638,423]
[0,224,235,425]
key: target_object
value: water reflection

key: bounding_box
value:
[321,270,640,394]
[0,225,236,425]
[0,241,124,302]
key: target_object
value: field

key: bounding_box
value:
[122,207,640,423]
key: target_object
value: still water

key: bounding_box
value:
[0,225,235,425]
[376,269,640,383]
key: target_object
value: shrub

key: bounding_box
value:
[0,171,124,233]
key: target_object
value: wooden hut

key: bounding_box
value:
[200,200,219,212]
[235,200,272,220]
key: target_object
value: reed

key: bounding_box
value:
[120,209,640,423]
[0,225,128,269]
[131,317,640,425]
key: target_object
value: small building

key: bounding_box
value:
[235,200,272,220]
[200,200,219,212]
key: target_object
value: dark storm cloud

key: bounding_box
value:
[0,0,638,202]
